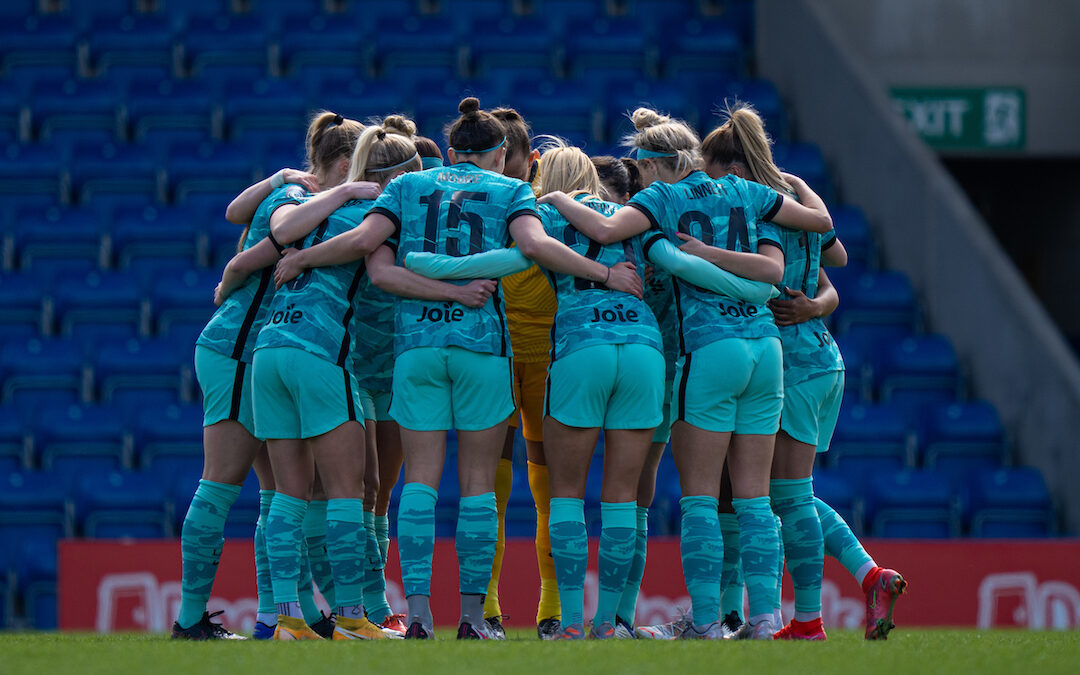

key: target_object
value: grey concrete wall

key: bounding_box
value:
[756,0,1080,533]
[807,0,1080,156]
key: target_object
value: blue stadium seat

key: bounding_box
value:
[922,399,1007,471]
[831,336,871,402]
[877,333,961,403]
[604,79,692,143]
[968,467,1054,538]
[0,14,78,74]
[151,268,218,338]
[565,18,653,80]
[0,274,46,337]
[277,13,370,78]
[125,78,218,146]
[864,469,959,538]
[812,468,862,535]
[511,79,601,148]
[0,144,66,202]
[466,17,557,80]
[830,205,874,268]
[0,406,28,474]
[832,270,919,336]
[34,403,130,488]
[81,13,177,79]
[7,206,107,278]
[181,14,272,79]
[408,77,503,141]
[167,142,257,206]
[0,472,73,563]
[773,142,832,204]
[222,78,309,145]
[660,16,743,80]
[0,338,86,413]
[110,205,200,270]
[67,142,161,206]
[74,470,171,538]
[30,78,123,145]
[525,0,602,33]
[51,270,148,352]
[150,0,233,31]
[372,16,465,77]
[826,402,914,471]
[133,401,203,471]
[13,535,58,630]
[94,337,186,404]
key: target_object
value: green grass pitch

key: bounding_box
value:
[2,629,1077,675]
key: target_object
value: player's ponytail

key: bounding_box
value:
[347,115,421,184]
[305,110,365,177]
[446,97,505,155]
[701,103,792,194]
[623,106,700,177]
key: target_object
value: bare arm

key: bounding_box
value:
[675,234,785,285]
[537,191,650,245]
[270,181,383,245]
[768,268,840,326]
[225,169,320,225]
[821,237,848,267]
[509,213,643,299]
[213,238,283,305]
[366,245,497,308]
[273,213,397,288]
[770,173,832,233]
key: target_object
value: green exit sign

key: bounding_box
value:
[891,87,1026,151]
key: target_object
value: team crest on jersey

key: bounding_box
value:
[284,185,306,201]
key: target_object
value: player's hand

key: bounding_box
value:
[536,190,567,206]
[643,263,655,285]
[604,262,643,299]
[213,282,228,306]
[346,180,383,200]
[281,169,320,193]
[273,248,304,288]
[675,231,708,257]
[778,171,806,188]
[768,287,820,326]
[454,279,497,308]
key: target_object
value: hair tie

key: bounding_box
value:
[635,148,677,160]
[332,114,344,126]
[421,156,444,170]
[454,137,506,154]
[369,153,420,172]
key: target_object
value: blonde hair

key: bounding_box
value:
[701,103,792,194]
[346,115,421,184]
[535,138,602,199]
[305,110,365,175]
[623,107,701,177]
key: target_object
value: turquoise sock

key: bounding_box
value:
[326,498,367,610]
[549,497,587,628]
[375,514,390,563]
[456,492,498,595]
[772,479,823,619]
[815,497,874,577]
[254,490,275,616]
[266,492,308,607]
[717,512,744,621]
[363,509,393,623]
[398,483,438,598]
[177,479,241,629]
[615,505,649,624]
[298,534,322,624]
[773,514,784,612]
[594,501,637,627]
[679,495,723,627]
[303,500,336,609]
[732,496,779,621]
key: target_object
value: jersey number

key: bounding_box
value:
[562,224,634,291]
[286,218,331,291]
[419,190,489,256]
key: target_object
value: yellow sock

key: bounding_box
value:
[484,457,513,619]
[529,461,560,623]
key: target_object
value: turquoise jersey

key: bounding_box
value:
[254,198,373,368]
[538,199,662,361]
[370,163,538,358]
[351,277,395,393]
[629,171,784,354]
[643,266,679,381]
[196,183,307,362]
[776,226,845,387]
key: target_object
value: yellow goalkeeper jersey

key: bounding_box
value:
[501,263,556,363]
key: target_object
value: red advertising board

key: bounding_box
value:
[59,538,1080,633]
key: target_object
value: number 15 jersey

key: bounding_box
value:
[370,162,538,358]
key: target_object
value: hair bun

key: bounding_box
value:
[631,107,669,131]
[458,97,481,115]
[382,115,417,137]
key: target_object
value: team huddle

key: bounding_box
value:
[172,95,906,643]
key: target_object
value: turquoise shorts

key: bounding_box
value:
[546,343,665,430]
[252,346,364,440]
[356,389,393,422]
[194,346,255,436]
[390,346,514,431]
[673,337,783,435]
[780,370,845,453]
[651,378,675,444]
